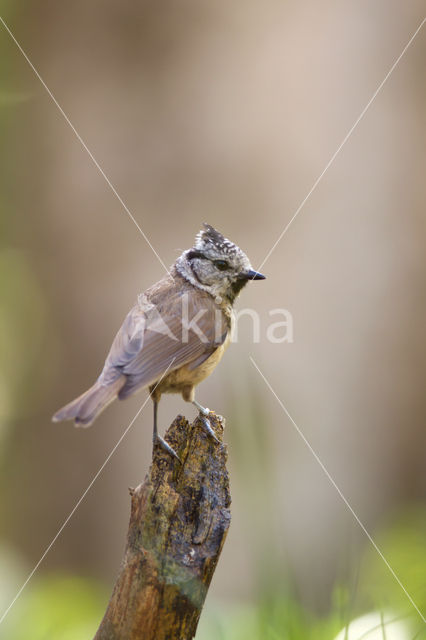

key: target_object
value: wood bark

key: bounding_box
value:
[94,412,231,640]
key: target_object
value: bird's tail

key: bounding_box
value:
[52,376,125,427]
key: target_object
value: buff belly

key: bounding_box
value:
[153,336,231,402]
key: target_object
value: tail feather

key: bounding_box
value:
[52,376,125,427]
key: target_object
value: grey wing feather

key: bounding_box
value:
[98,309,146,385]
[99,287,228,399]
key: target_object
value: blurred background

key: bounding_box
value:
[0,1,425,638]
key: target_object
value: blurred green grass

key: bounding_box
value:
[0,508,424,640]
[0,574,106,640]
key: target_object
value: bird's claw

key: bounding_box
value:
[192,399,210,417]
[199,415,220,443]
[153,435,181,463]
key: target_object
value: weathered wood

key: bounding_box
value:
[94,412,231,640]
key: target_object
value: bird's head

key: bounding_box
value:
[176,224,265,303]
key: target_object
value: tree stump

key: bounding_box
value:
[94,412,231,640]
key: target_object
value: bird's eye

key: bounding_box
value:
[214,260,229,271]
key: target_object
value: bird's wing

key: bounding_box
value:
[100,286,228,398]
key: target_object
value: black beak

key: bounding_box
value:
[246,269,266,281]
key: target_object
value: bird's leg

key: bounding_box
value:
[192,399,210,416]
[152,399,181,462]
[192,400,219,443]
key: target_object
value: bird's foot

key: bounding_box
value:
[199,415,220,443]
[192,401,219,443]
[192,400,210,417]
[153,435,181,463]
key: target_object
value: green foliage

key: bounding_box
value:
[198,594,341,640]
[359,507,426,629]
[1,508,425,639]
[0,575,105,640]
[198,508,426,640]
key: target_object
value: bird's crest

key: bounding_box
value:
[194,223,239,257]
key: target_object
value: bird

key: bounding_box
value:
[52,224,265,459]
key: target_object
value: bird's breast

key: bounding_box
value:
[157,328,233,396]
